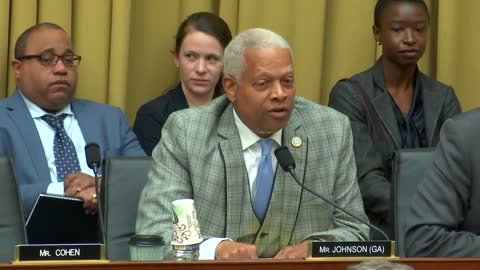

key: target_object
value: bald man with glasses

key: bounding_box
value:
[0,22,145,218]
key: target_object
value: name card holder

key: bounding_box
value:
[13,243,108,264]
[307,240,398,260]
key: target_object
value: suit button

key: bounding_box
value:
[260,232,268,238]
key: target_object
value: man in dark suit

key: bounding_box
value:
[0,22,145,217]
[405,109,480,256]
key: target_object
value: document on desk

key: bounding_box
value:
[26,193,99,244]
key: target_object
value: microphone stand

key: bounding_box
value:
[287,168,390,241]
[92,164,106,245]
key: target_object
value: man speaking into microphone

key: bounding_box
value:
[136,28,369,260]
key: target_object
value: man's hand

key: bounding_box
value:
[64,173,99,196]
[215,240,258,260]
[64,173,101,215]
[273,242,307,260]
[76,186,97,215]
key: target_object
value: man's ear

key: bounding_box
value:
[223,75,237,103]
[12,60,22,80]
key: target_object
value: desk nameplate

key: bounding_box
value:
[307,241,397,260]
[14,243,107,263]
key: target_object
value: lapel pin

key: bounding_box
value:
[291,137,302,148]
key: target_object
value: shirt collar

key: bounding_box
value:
[233,108,282,150]
[18,89,73,118]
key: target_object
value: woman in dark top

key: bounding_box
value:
[328,0,461,239]
[134,12,232,155]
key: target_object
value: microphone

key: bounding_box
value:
[274,145,390,241]
[85,143,101,174]
[84,142,106,245]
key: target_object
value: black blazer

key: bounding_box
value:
[133,84,188,155]
[328,58,461,238]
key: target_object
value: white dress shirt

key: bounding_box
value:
[199,109,282,259]
[20,91,93,195]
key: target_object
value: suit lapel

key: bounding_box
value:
[371,93,401,148]
[71,99,96,147]
[277,107,305,246]
[217,104,255,239]
[420,73,443,145]
[370,62,401,148]
[6,91,51,183]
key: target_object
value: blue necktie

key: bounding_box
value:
[41,114,81,182]
[253,139,274,223]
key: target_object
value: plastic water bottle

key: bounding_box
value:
[172,243,200,260]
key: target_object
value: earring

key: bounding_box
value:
[176,64,179,68]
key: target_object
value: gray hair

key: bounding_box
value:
[348,260,415,270]
[223,28,291,81]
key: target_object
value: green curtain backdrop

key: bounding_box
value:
[1,0,479,123]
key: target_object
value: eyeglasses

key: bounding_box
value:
[17,53,82,67]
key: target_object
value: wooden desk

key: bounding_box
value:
[1,259,480,270]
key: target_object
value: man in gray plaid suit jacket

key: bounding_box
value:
[136,28,369,260]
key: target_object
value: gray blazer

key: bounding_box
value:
[136,95,369,258]
[405,109,480,256]
[328,59,461,236]
[0,90,145,216]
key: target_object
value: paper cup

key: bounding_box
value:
[171,199,203,246]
